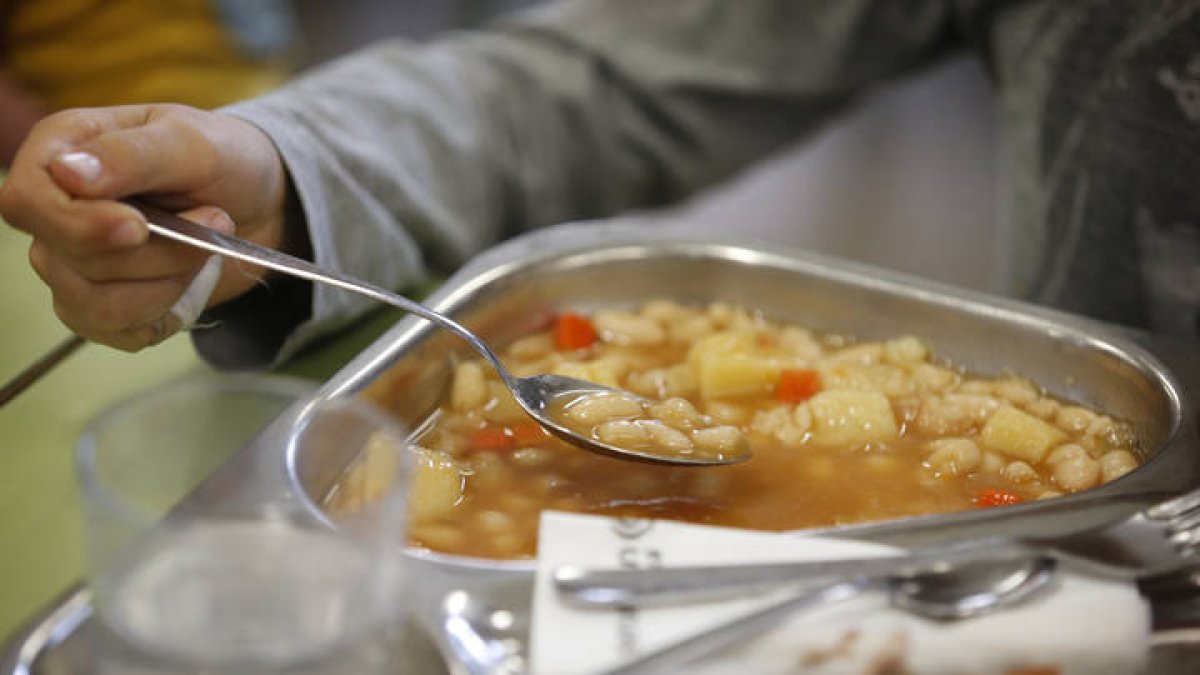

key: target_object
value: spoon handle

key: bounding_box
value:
[554,536,1021,608]
[599,579,872,675]
[128,199,509,377]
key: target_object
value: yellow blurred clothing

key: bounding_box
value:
[2,0,293,111]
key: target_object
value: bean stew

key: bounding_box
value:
[326,301,1144,560]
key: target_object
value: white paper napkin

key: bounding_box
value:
[530,512,1150,675]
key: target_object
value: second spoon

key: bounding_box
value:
[599,554,1057,675]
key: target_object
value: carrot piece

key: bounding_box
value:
[554,312,597,351]
[777,368,821,403]
[511,422,550,447]
[470,426,514,451]
[975,488,1024,508]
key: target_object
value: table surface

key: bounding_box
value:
[0,223,406,643]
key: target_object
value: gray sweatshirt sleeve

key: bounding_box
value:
[196,0,959,369]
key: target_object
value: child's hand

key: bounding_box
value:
[0,103,290,350]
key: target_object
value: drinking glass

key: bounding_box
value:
[76,374,411,673]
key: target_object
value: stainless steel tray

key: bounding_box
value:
[5,221,1199,674]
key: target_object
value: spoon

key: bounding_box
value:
[554,537,1022,608]
[435,555,1056,675]
[128,199,750,466]
[598,554,1057,675]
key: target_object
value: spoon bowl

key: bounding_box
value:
[887,554,1057,620]
[513,375,750,465]
[130,199,750,467]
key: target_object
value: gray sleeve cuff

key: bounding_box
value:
[191,100,432,369]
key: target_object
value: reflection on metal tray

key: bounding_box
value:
[4,221,1199,674]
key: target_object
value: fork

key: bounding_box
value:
[554,485,1200,608]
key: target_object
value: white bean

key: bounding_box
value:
[643,421,694,455]
[994,378,1040,405]
[692,426,746,455]
[476,509,516,535]
[1055,406,1098,434]
[704,401,752,425]
[509,354,564,378]
[625,369,669,399]
[669,316,716,343]
[648,397,705,432]
[883,336,928,364]
[706,302,737,327]
[911,364,959,392]
[507,334,555,360]
[751,406,809,447]
[640,300,690,322]
[1053,455,1101,492]
[824,343,883,367]
[958,380,994,395]
[1002,461,1039,484]
[1045,443,1089,466]
[511,447,551,468]
[1085,414,1118,439]
[593,310,666,346]
[1024,398,1060,420]
[778,327,823,361]
[914,394,998,436]
[924,439,981,476]
[1099,450,1138,483]
[563,392,644,426]
[595,419,652,448]
[466,452,509,488]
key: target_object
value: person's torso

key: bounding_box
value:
[965,0,1199,339]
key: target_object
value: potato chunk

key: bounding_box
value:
[481,381,530,425]
[451,361,488,411]
[980,405,1067,463]
[410,450,465,522]
[807,389,898,446]
[325,431,405,516]
[688,332,781,399]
